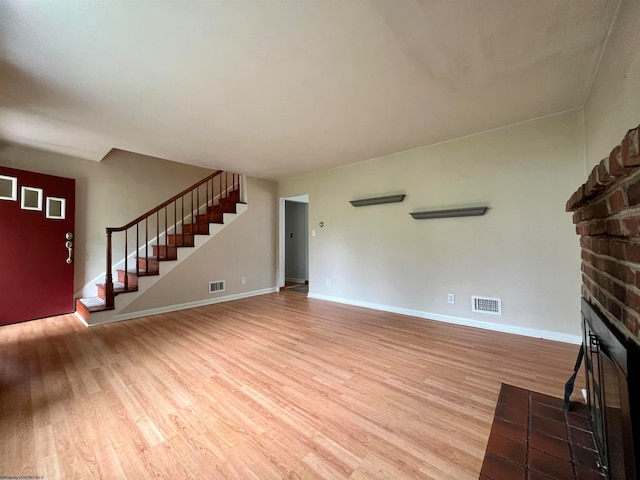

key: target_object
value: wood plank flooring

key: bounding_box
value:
[0,292,582,479]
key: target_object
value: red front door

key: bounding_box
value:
[0,166,76,325]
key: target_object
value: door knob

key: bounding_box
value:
[65,240,73,264]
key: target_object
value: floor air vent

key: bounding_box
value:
[209,280,225,293]
[472,296,502,315]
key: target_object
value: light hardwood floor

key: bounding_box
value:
[0,292,582,479]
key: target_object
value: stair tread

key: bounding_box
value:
[119,269,159,277]
[79,296,105,307]
[182,223,209,232]
[136,271,159,276]
[140,255,175,263]
[96,282,139,293]
[196,216,224,225]
[151,246,178,260]
[78,297,109,312]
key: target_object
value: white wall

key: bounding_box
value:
[584,0,640,170]
[279,110,585,340]
[119,176,277,313]
[0,145,212,293]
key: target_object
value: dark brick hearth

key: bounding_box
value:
[479,384,603,480]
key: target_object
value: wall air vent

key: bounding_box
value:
[209,280,225,294]
[472,296,502,315]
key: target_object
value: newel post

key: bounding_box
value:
[105,228,115,309]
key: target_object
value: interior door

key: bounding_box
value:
[0,166,76,325]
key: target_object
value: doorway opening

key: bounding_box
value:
[278,194,309,294]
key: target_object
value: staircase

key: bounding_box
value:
[76,170,245,325]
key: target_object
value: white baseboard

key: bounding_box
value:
[86,287,278,326]
[74,311,90,327]
[307,293,581,345]
[285,277,307,284]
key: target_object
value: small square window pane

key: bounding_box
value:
[21,186,43,211]
[0,175,17,201]
[46,197,66,219]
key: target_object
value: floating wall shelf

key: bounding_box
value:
[349,194,406,207]
[409,206,488,220]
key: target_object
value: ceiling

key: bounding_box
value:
[0,1,620,180]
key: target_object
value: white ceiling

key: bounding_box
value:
[0,1,620,180]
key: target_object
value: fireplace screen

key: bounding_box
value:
[581,298,638,480]
[584,330,605,464]
[601,351,625,479]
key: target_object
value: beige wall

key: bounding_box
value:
[584,0,640,169]
[0,144,212,293]
[121,176,277,313]
[279,110,585,339]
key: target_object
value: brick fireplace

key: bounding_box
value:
[566,124,640,479]
[567,124,640,340]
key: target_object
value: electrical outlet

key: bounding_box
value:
[447,293,455,304]
[325,279,331,287]
[241,276,246,285]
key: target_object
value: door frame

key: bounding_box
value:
[278,194,309,288]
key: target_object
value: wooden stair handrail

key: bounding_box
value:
[106,170,223,233]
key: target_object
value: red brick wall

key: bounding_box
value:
[567,124,640,340]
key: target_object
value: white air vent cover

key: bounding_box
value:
[472,296,502,315]
[209,280,225,293]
